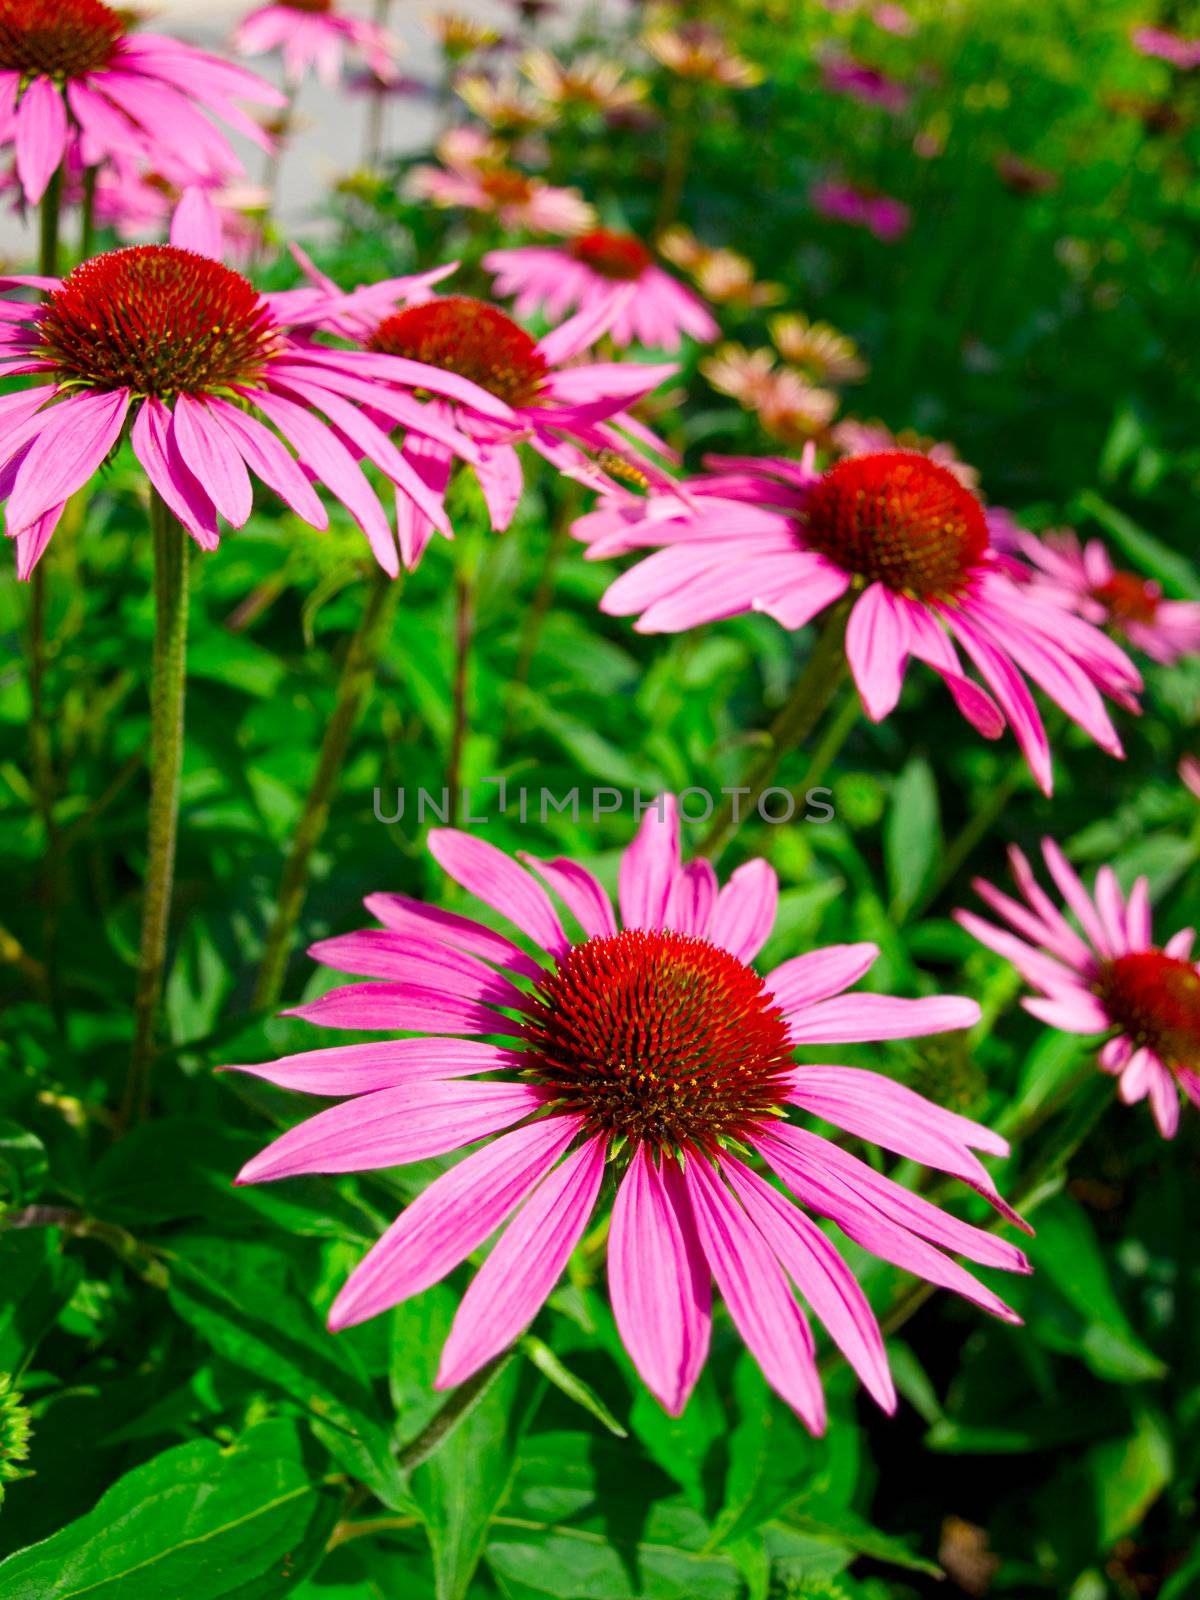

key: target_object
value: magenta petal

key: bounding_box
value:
[618,795,680,930]
[15,78,68,205]
[236,1079,546,1183]
[787,1062,1009,1156]
[666,860,718,938]
[130,397,220,550]
[520,854,618,940]
[785,992,980,1043]
[720,1152,896,1412]
[7,391,130,534]
[220,1038,522,1095]
[14,502,66,580]
[608,1147,712,1416]
[363,891,545,982]
[684,1152,826,1434]
[206,399,328,529]
[328,1114,582,1329]
[287,979,523,1036]
[436,1134,607,1388]
[764,944,879,1011]
[427,830,570,958]
[711,860,778,963]
[308,930,527,1007]
[845,583,910,721]
[170,187,223,259]
[172,395,253,526]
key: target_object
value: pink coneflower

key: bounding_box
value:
[957,842,1199,1138]
[228,796,1028,1424]
[0,0,284,206]
[1131,27,1200,70]
[299,272,678,567]
[521,49,648,115]
[233,0,401,88]
[484,231,717,352]
[642,23,763,89]
[873,4,916,35]
[576,453,1142,793]
[1009,529,1200,665]
[0,193,512,577]
[406,126,594,236]
[811,180,911,242]
[820,52,910,114]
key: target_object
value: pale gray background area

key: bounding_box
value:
[2,0,612,260]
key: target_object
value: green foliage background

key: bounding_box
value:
[1,1,1199,1596]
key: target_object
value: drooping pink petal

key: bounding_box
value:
[684,1152,826,1433]
[328,1114,582,1329]
[14,503,66,580]
[363,890,545,982]
[845,583,910,720]
[170,187,223,259]
[237,1081,548,1184]
[608,1147,712,1416]
[764,944,879,1011]
[1148,1068,1181,1139]
[1022,991,1113,1032]
[15,78,68,205]
[521,854,618,940]
[220,1038,523,1095]
[1040,839,1112,958]
[427,830,570,958]
[6,391,130,535]
[719,1152,896,1412]
[710,860,779,963]
[785,992,980,1042]
[618,795,681,931]
[130,396,220,551]
[172,394,253,526]
[436,1134,607,1387]
[205,399,329,528]
[666,859,718,938]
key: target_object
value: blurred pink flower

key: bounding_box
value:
[233,0,401,87]
[94,164,268,262]
[575,452,1142,793]
[0,193,501,577]
[0,0,283,206]
[296,261,678,567]
[484,230,717,351]
[811,179,911,241]
[1011,529,1200,665]
[229,795,1027,1423]
[873,4,916,35]
[1131,27,1200,69]
[820,53,910,114]
[959,841,1200,1139]
[1180,755,1200,800]
[406,127,594,235]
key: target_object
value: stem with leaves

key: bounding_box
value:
[254,566,400,1012]
[123,492,190,1126]
[699,598,853,861]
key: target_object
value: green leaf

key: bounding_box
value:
[775,1513,940,1578]
[708,1357,825,1549]
[0,1231,82,1376]
[520,1338,627,1439]
[0,1125,47,1207]
[0,1418,338,1599]
[885,756,941,919]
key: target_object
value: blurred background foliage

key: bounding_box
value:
[1,0,1199,1597]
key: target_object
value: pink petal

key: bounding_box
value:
[220,1038,522,1095]
[666,860,718,938]
[363,891,545,982]
[618,795,680,931]
[684,1153,826,1434]
[608,1147,712,1416]
[1148,1068,1181,1139]
[170,187,223,259]
[719,1152,896,1412]
[845,583,910,721]
[15,78,68,205]
[436,1135,607,1387]
[785,992,980,1043]
[172,395,253,526]
[752,563,851,630]
[236,1080,548,1183]
[287,980,522,1036]
[14,502,66,580]
[520,855,618,940]
[130,396,220,551]
[206,399,328,528]
[711,860,779,963]
[427,830,570,958]
[1022,992,1112,1032]
[1040,839,1112,959]
[6,391,130,535]
[308,930,526,1007]
[764,944,879,1011]
[328,1114,582,1329]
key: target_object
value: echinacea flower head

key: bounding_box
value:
[1009,529,1200,666]
[429,12,502,60]
[300,274,678,568]
[0,0,284,205]
[456,73,551,135]
[1131,26,1200,70]
[658,226,784,309]
[233,0,402,88]
[642,23,764,89]
[958,841,1200,1138]
[484,231,717,351]
[576,452,1142,793]
[703,345,838,444]
[831,418,978,489]
[522,48,648,114]
[228,796,1028,1426]
[0,194,504,577]
[770,313,867,385]
[406,127,594,236]
[811,180,911,241]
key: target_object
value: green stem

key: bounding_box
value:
[699,598,853,862]
[447,566,476,829]
[503,509,574,742]
[80,166,98,261]
[903,758,1025,925]
[655,82,696,234]
[253,567,399,1012]
[124,493,189,1127]
[38,167,62,277]
[394,1351,514,1474]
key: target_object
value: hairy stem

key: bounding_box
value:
[447,567,476,828]
[124,493,189,1127]
[699,598,853,861]
[254,567,399,1011]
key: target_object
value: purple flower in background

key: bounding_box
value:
[810,179,911,241]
